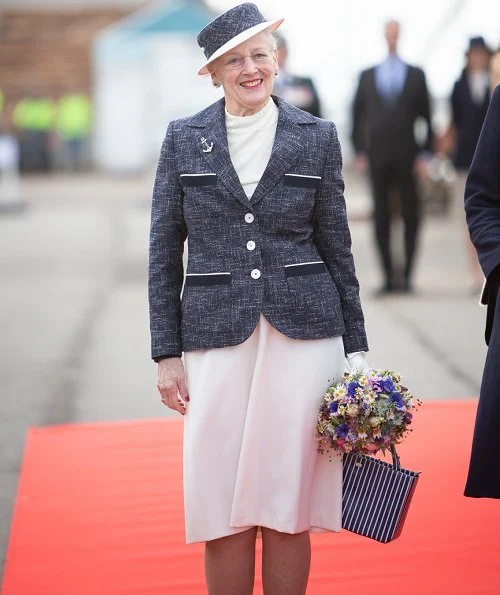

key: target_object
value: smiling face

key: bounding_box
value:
[209,31,278,116]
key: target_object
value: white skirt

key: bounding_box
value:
[183,315,345,544]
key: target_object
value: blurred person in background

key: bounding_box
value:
[449,37,492,292]
[0,120,21,208]
[273,33,322,117]
[463,85,500,499]
[149,3,369,593]
[56,89,92,171]
[352,20,432,295]
[13,90,56,172]
[0,90,21,207]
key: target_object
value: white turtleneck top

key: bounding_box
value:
[225,98,279,198]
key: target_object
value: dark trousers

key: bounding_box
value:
[369,162,420,287]
[20,130,51,172]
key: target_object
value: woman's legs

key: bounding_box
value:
[261,528,311,595]
[205,527,258,595]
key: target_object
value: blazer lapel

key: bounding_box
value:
[250,97,312,206]
[187,99,250,208]
[396,65,413,105]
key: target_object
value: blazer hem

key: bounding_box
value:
[180,319,350,353]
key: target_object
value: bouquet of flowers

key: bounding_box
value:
[316,369,420,456]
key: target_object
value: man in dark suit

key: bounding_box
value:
[352,20,433,294]
[273,34,322,118]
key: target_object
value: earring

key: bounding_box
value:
[213,81,221,88]
[274,72,279,77]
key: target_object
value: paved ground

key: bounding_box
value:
[0,168,486,576]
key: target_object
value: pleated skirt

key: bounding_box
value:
[183,315,345,543]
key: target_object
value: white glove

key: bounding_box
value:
[346,351,371,373]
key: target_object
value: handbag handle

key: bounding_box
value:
[390,444,401,471]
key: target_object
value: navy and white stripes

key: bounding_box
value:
[342,452,420,543]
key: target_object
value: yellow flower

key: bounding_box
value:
[369,416,381,428]
[334,387,346,398]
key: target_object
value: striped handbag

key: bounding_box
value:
[342,445,420,543]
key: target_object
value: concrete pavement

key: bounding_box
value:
[0,168,485,575]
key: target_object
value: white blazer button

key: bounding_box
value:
[251,269,261,279]
[247,241,256,251]
[245,213,254,223]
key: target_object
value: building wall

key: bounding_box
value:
[0,8,135,116]
[1,1,145,7]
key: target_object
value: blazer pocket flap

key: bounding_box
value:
[284,173,322,189]
[285,261,327,278]
[180,173,217,187]
[185,272,231,287]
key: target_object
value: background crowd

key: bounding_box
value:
[0,87,92,173]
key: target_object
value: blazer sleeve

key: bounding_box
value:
[148,122,187,359]
[417,69,434,153]
[312,122,368,355]
[351,71,367,155]
[464,86,500,281]
[451,80,461,127]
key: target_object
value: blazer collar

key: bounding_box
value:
[186,96,317,208]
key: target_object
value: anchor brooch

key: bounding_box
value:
[200,137,214,153]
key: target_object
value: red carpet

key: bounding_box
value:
[2,401,500,594]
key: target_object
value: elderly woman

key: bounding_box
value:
[148,3,369,593]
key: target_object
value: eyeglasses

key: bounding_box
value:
[221,50,274,70]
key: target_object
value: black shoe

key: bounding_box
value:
[372,284,393,298]
[401,278,415,294]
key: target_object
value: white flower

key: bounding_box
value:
[347,403,360,417]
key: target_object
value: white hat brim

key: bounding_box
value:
[198,18,284,76]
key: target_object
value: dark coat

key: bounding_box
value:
[275,73,322,118]
[451,70,490,170]
[351,64,433,169]
[148,96,367,359]
[464,85,500,498]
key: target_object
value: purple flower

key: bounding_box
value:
[329,401,339,414]
[368,377,384,393]
[336,423,349,439]
[347,381,361,398]
[381,379,395,393]
[391,392,405,409]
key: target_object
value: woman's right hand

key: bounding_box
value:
[157,357,189,415]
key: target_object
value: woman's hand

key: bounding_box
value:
[157,357,189,415]
[346,352,371,373]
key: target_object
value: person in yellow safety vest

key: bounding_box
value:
[13,93,56,172]
[56,93,92,171]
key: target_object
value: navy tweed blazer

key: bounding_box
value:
[149,96,368,358]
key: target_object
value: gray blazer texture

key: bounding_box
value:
[149,95,368,358]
